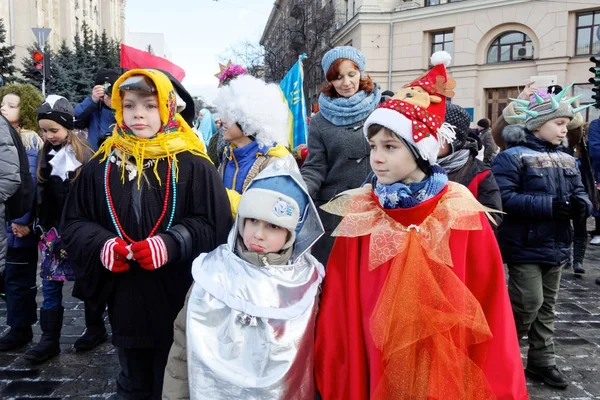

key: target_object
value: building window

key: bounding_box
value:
[486,31,532,63]
[574,84,600,122]
[575,10,600,56]
[431,30,453,56]
[425,0,441,5]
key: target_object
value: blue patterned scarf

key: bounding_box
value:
[318,86,381,126]
[373,165,448,209]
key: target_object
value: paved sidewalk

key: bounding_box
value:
[1,249,600,399]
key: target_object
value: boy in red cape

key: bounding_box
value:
[314,53,528,400]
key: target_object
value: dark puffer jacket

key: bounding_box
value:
[492,125,592,266]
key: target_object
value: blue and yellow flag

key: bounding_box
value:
[280,54,308,148]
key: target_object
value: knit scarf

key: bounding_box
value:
[95,69,212,187]
[374,165,448,209]
[318,86,381,126]
[437,149,471,174]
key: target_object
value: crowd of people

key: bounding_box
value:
[0,44,598,400]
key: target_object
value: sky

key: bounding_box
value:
[124,0,275,104]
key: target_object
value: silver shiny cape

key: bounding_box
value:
[187,158,325,400]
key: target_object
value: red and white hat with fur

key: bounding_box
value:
[363,51,457,163]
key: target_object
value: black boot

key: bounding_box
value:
[525,365,569,389]
[573,237,587,274]
[74,326,107,351]
[24,307,63,364]
[74,300,107,351]
[0,326,33,351]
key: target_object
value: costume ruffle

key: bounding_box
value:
[322,182,502,399]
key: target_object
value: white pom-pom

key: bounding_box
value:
[430,51,452,67]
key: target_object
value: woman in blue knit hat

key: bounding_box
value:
[300,46,381,265]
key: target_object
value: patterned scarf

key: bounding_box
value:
[318,86,381,126]
[374,165,448,209]
[95,69,211,187]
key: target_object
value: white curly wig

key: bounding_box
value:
[214,75,290,147]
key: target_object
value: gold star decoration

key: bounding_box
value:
[214,60,233,87]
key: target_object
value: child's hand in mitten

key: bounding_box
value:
[131,236,168,271]
[101,237,131,273]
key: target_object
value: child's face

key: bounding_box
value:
[122,91,162,139]
[0,94,21,126]
[39,119,69,146]
[242,218,288,254]
[534,117,569,146]
[369,128,423,185]
[222,121,244,143]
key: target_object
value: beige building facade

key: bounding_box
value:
[333,0,600,123]
[1,0,125,66]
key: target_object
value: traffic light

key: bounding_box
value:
[32,51,44,70]
[590,56,600,109]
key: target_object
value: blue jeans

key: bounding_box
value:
[41,279,64,310]
[4,247,38,327]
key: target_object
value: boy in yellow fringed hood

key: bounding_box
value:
[61,69,233,398]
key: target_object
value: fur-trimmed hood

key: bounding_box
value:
[502,124,568,149]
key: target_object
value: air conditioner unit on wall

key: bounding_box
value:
[514,45,534,60]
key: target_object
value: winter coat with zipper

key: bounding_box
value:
[74,96,116,151]
[0,116,22,272]
[5,130,42,248]
[492,125,592,266]
[587,118,600,184]
[300,112,372,265]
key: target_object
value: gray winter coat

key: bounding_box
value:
[300,112,372,265]
[0,117,22,272]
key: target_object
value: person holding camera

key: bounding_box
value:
[74,69,119,151]
[71,69,119,351]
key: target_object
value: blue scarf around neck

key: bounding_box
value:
[373,165,448,209]
[318,86,381,126]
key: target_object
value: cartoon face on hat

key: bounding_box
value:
[363,51,457,163]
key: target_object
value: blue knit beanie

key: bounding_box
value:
[321,46,366,75]
[238,176,309,240]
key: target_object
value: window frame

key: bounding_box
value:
[575,10,600,56]
[430,30,454,57]
[425,0,441,6]
[486,31,532,64]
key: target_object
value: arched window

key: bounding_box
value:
[487,31,532,63]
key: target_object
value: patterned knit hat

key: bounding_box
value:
[321,46,366,75]
[445,103,471,153]
[363,52,456,163]
[506,83,592,131]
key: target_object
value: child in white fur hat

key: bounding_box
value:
[162,158,325,400]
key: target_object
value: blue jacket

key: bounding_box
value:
[587,118,600,183]
[492,125,592,266]
[74,96,116,151]
[222,141,267,194]
[6,131,41,249]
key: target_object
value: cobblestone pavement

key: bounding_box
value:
[1,246,600,399]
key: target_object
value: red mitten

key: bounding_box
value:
[131,236,168,271]
[101,237,130,273]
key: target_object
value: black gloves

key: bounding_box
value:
[552,199,571,220]
[569,195,589,221]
